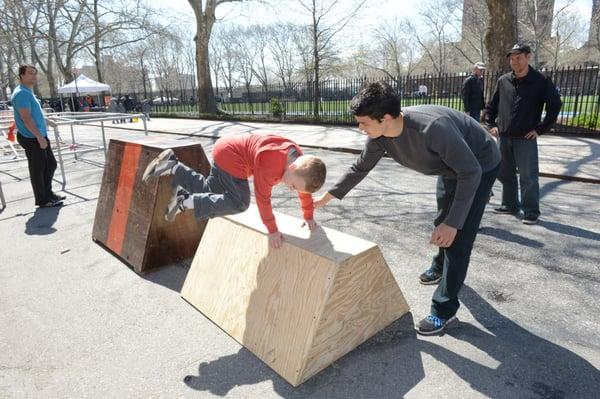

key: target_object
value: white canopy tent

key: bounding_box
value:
[57,74,111,112]
[57,74,111,94]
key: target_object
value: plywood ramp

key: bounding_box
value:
[181,204,409,386]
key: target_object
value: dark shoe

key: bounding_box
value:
[493,206,519,215]
[416,314,457,336]
[165,187,189,222]
[142,149,178,183]
[50,192,66,201]
[522,215,539,225]
[419,268,442,285]
[38,199,63,208]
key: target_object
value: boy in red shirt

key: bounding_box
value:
[143,133,327,249]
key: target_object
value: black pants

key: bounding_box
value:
[429,165,499,319]
[17,133,57,206]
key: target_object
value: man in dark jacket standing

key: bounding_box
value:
[485,44,562,225]
[462,62,486,121]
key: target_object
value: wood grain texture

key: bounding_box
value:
[92,136,210,273]
[181,205,409,386]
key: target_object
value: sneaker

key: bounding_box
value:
[522,215,539,225]
[416,314,456,336]
[419,268,442,285]
[50,192,67,201]
[165,187,189,222]
[142,149,178,183]
[493,206,519,215]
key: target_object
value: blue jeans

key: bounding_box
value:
[430,165,499,319]
[497,137,540,218]
[171,163,250,221]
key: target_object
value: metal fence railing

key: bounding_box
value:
[133,65,600,135]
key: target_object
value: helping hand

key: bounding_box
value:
[314,192,334,208]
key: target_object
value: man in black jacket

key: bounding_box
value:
[485,44,562,225]
[462,62,486,121]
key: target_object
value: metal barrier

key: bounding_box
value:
[0,112,148,192]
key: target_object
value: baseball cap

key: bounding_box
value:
[474,62,486,69]
[506,43,532,57]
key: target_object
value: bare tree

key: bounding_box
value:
[364,18,418,80]
[268,23,299,90]
[217,26,240,101]
[519,0,568,68]
[248,25,271,94]
[209,26,225,97]
[293,0,367,117]
[235,26,257,113]
[543,6,586,70]
[406,0,462,75]
[188,0,260,114]
[453,0,488,65]
[82,0,157,83]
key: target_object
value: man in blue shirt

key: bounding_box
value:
[12,64,65,207]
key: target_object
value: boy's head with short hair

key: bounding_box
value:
[283,155,326,193]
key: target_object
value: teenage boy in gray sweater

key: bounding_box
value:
[315,81,500,335]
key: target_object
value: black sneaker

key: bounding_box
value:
[38,199,63,208]
[142,149,178,183]
[50,192,67,201]
[165,187,189,222]
[419,268,442,285]
[493,206,519,215]
[416,314,456,336]
[522,215,539,225]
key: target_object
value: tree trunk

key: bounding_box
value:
[189,0,218,114]
[196,34,218,113]
[485,0,517,73]
[93,0,103,82]
[312,2,320,118]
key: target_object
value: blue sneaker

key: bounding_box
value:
[417,314,456,335]
[419,268,442,285]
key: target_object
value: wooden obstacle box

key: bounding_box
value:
[92,136,210,273]
[181,204,410,386]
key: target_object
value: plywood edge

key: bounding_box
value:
[297,246,409,384]
[225,205,377,263]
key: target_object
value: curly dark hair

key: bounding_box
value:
[349,81,401,120]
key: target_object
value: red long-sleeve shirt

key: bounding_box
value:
[212,133,314,233]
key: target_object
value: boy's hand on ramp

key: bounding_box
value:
[302,219,318,230]
[268,231,284,249]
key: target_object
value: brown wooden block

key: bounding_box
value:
[180,204,410,386]
[92,136,211,273]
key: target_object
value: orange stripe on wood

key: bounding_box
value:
[106,143,142,255]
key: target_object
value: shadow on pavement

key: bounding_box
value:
[183,286,600,398]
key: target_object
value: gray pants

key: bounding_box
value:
[171,163,250,221]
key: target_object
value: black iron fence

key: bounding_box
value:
[137,65,600,135]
